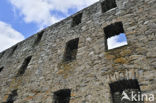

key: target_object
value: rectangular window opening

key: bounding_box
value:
[71,13,82,27]
[101,0,117,13]
[5,89,18,103]
[109,79,142,103]
[17,56,32,76]
[33,31,44,46]
[104,22,128,50]
[63,38,79,62]
[53,89,71,103]
[8,45,18,57]
[0,66,4,72]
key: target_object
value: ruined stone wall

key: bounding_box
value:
[0,0,156,102]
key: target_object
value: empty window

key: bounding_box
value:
[0,66,4,72]
[71,13,82,27]
[101,0,117,13]
[53,89,71,103]
[5,89,18,103]
[17,56,32,76]
[33,31,44,46]
[104,22,128,50]
[109,79,141,103]
[63,38,79,62]
[8,45,18,57]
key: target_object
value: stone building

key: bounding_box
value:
[0,0,156,102]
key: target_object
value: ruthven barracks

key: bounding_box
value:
[0,0,156,103]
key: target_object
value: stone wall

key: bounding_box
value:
[0,0,156,102]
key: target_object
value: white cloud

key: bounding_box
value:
[107,35,128,50]
[0,21,24,52]
[9,0,98,28]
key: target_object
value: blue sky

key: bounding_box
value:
[0,0,37,38]
[107,33,128,50]
[0,0,127,52]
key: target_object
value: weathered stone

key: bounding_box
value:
[114,57,127,64]
[0,0,156,102]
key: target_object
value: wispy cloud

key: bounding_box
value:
[107,33,128,50]
[9,0,98,28]
[0,21,24,52]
